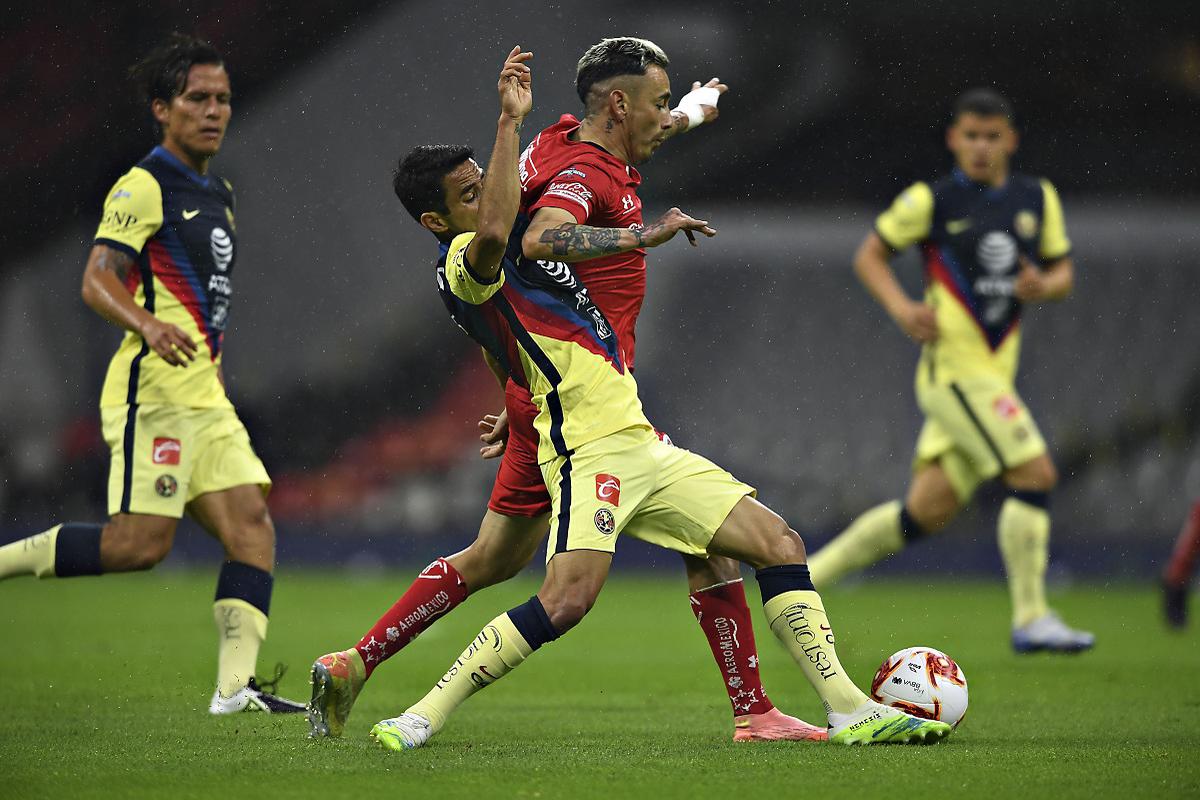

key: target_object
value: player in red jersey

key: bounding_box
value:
[1163,500,1200,627]
[308,40,824,744]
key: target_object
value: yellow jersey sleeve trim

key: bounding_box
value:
[875,181,933,251]
[94,167,163,256]
[445,232,504,305]
[1038,179,1071,261]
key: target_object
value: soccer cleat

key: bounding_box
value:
[307,649,367,738]
[733,707,828,742]
[1012,611,1095,653]
[370,712,433,752]
[209,676,307,715]
[828,700,952,746]
[1162,580,1189,629]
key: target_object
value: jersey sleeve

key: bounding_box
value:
[875,182,934,251]
[445,232,505,305]
[94,167,163,257]
[1038,179,1071,262]
[529,162,617,223]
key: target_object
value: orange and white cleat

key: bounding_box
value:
[732,707,828,742]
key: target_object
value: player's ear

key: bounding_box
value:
[609,88,628,121]
[1006,126,1019,155]
[420,211,449,237]
[151,98,171,128]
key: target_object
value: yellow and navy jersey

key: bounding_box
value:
[94,146,238,408]
[436,218,651,463]
[875,169,1071,383]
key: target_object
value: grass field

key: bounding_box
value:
[1,570,1197,799]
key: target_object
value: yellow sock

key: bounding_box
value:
[407,613,533,733]
[998,497,1050,627]
[808,501,903,588]
[763,590,869,716]
[0,525,61,579]
[213,599,268,698]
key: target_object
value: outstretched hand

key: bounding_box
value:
[640,207,717,248]
[499,46,533,121]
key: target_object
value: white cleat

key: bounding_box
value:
[1012,611,1095,654]
[208,677,307,715]
[370,712,434,751]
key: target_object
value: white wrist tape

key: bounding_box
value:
[673,86,721,130]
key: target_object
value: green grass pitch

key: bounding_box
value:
[1,570,1197,798]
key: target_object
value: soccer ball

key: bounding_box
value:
[870,646,968,727]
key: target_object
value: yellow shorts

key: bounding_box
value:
[541,427,755,563]
[914,375,1047,501]
[101,404,271,518]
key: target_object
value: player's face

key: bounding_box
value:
[155,64,232,162]
[622,65,675,164]
[947,113,1017,184]
[437,159,485,236]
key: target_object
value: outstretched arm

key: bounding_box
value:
[463,46,534,280]
[522,206,716,262]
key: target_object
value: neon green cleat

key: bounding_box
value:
[370,712,433,752]
[829,700,952,746]
[307,649,366,738]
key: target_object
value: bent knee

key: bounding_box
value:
[1005,457,1058,492]
[540,593,595,634]
[764,518,807,565]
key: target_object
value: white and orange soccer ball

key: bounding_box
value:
[870,646,969,728]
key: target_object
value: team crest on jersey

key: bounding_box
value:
[594,508,616,534]
[155,474,179,498]
[595,474,621,506]
[1014,210,1038,240]
[152,437,181,465]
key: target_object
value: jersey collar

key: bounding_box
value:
[952,166,1009,196]
[151,145,212,187]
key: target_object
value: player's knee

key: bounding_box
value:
[763,519,806,566]
[1005,457,1058,492]
[221,504,275,565]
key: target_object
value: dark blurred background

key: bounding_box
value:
[1,0,1196,575]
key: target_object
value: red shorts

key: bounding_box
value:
[487,382,552,517]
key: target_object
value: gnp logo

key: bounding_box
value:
[595,473,621,506]
[152,438,182,465]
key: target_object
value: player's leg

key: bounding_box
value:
[0,513,178,579]
[680,553,825,741]
[307,509,546,737]
[187,483,303,713]
[371,549,605,751]
[706,496,950,744]
[1163,500,1200,628]
[808,418,973,588]
[1000,452,1093,652]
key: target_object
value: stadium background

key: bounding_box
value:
[2,0,1197,577]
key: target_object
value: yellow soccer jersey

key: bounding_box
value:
[875,171,1070,384]
[437,228,651,463]
[94,146,238,408]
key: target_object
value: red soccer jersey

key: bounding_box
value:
[520,114,647,368]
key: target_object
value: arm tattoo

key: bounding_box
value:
[95,246,134,282]
[538,223,625,258]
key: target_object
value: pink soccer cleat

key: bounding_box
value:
[732,706,829,742]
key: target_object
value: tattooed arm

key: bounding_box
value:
[81,244,197,366]
[522,206,717,262]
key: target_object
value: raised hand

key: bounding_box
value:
[639,207,717,248]
[498,46,533,121]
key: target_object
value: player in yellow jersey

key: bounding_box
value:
[365,45,950,750]
[0,34,304,712]
[808,89,1094,653]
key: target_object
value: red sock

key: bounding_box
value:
[355,558,468,679]
[1165,501,1200,587]
[689,579,775,717]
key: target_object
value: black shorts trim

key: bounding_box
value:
[119,403,139,513]
[948,382,1007,470]
[553,454,574,555]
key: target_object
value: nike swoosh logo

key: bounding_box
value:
[946,218,972,234]
[182,209,200,220]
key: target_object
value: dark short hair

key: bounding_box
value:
[129,32,224,108]
[392,144,475,223]
[575,37,670,110]
[953,88,1014,122]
